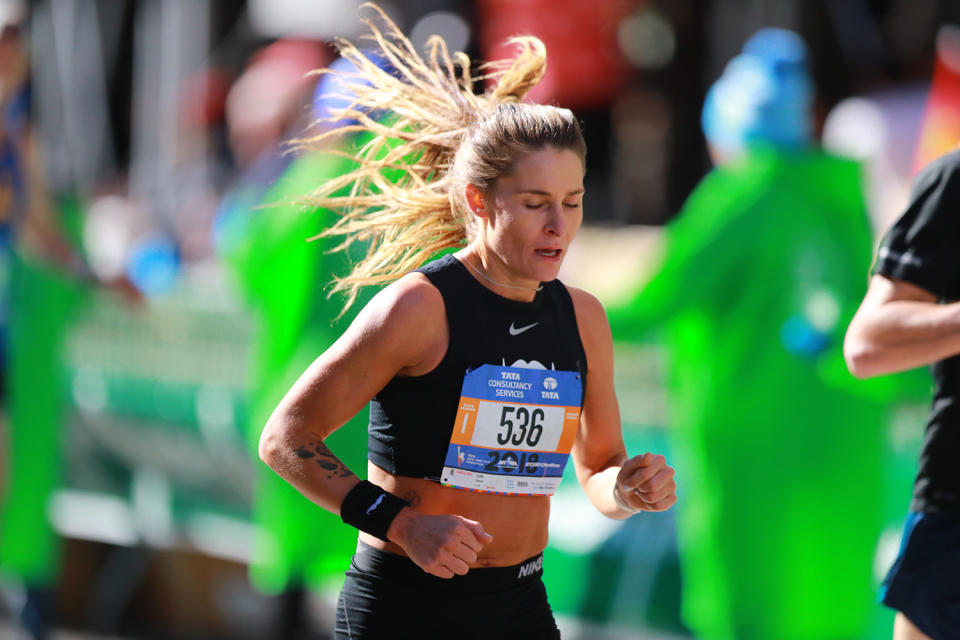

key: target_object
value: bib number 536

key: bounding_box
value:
[497,406,544,448]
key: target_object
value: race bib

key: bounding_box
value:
[440,364,582,496]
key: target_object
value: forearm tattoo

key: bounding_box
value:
[400,490,421,507]
[294,440,354,480]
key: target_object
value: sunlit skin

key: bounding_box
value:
[259,144,677,579]
[367,147,587,565]
[893,613,932,640]
[457,146,586,300]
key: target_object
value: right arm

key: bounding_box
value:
[844,274,960,378]
[258,274,491,577]
[846,151,960,379]
[258,276,435,512]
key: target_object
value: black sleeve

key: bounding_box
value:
[873,151,960,298]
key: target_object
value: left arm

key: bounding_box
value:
[567,286,677,519]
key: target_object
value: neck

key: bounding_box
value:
[457,252,542,301]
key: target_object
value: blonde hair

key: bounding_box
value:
[297,3,585,308]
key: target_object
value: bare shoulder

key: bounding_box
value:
[369,271,445,325]
[563,284,613,368]
[850,275,938,330]
[564,284,611,335]
[349,272,447,375]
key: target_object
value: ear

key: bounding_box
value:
[464,183,488,219]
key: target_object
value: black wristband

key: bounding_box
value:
[340,480,410,542]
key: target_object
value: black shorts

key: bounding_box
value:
[335,541,561,640]
[880,511,960,638]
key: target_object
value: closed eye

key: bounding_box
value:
[524,202,547,210]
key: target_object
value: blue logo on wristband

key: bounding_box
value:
[366,494,386,515]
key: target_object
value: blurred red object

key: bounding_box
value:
[912,26,960,173]
[245,38,333,80]
[179,67,233,127]
[476,0,635,110]
[226,39,333,166]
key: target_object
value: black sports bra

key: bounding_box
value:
[367,254,587,481]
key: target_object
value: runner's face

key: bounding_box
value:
[474,147,585,287]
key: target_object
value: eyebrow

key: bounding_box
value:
[517,189,585,197]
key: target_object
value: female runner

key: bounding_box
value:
[259,7,677,638]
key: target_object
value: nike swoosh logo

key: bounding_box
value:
[509,322,539,336]
[365,494,386,515]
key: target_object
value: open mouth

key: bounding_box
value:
[535,249,561,258]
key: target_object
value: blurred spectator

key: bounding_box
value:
[213,39,330,274]
[165,64,235,269]
[0,5,139,638]
[0,0,29,379]
[224,39,329,170]
[214,44,381,638]
[611,28,897,640]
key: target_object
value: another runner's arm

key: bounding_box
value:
[259,274,444,514]
[844,275,960,378]
[567,287,677,519]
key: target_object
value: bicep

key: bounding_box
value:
[866,274,937,307]
[844,274,959,377]
[847,274,938,338]
[268,277,444,439]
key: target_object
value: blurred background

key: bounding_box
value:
[1,0,958,638]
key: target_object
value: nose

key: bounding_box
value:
[544,202,566,236]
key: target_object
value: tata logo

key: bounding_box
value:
[542,377,558,390]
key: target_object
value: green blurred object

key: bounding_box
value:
[0,198,86,586]
[610,148,920,640]
[543,422,688,637]
[218,145,373,595]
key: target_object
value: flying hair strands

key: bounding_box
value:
[291,3,548,309]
